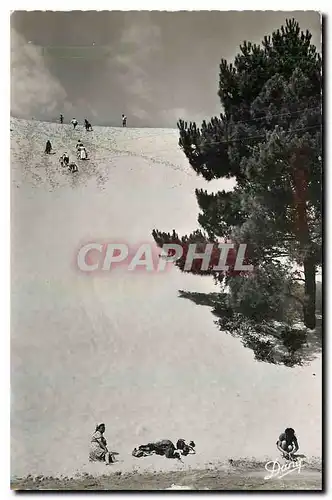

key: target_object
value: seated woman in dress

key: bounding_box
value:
[89,423,113,465]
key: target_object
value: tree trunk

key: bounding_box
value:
[303,256,316,329]
[291,149,317,330]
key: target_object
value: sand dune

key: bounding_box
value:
[11,118,322,479]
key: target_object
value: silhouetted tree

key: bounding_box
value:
[153,19,322,329]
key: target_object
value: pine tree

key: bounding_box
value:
[153,19,322,329]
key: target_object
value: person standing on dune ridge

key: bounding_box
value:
[122,114,127,127]
[84,118,93,131]
[71,118,78,129]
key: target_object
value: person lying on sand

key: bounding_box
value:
[133,439,181,459]
[89,423,114,465]
[276,428,299,459]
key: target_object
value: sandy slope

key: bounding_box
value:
[10,118,322,479]
[11,465,322,491]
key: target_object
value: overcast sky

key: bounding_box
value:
[11,11,321,128]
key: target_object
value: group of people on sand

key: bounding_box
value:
[59,115,93,131]
[89,425,300,466]
[70,118,93,131]
[45,137,89,173]
[70,117,93,131]
[60,114,127,128]
[59,152,78,173]
[89,424,196,465]
[58,140,88,172]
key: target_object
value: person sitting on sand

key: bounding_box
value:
[133,439,181,459]
[45,140,52,154]
[89,423,113,465]
[276,428,299,459]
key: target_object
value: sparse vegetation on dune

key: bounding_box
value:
[11,459,322,491]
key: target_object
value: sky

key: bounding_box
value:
[11,10,321,128]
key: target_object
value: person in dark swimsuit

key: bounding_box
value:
[276,428,299,458]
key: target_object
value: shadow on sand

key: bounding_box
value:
[178,283,322,367]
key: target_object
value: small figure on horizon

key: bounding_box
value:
[84,118,93,131]
[71,118,78,129]
[122,114,127,128]
[89,423,114,465]
[276,428,299,460]
[60,114,64,124]
[45,140,52,154]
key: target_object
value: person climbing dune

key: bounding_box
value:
[80,146,88,160]
[59,152,69,167]
[45,140,52,154]
[63,152,69,166]
[84,119,93,131]
[68,162,79,173]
